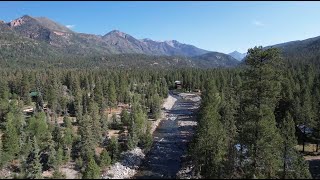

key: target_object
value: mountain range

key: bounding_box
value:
[1,15,212,57]
[1,15,319,69]
[0,15,242,68]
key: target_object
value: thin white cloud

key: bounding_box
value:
[252,20,265,27]
[66,25,75,29]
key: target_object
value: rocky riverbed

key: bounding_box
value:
[102,92,200,179]
[102,148,145,179]
[133,92,201,179]
[102,93,178,179]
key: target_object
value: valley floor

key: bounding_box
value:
[101,92,183,179]
[133,92,200,179]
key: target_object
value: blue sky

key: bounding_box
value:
[1,1,320,53]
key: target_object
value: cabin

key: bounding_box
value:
[29,91,41,102]
[296,124,316,144]
[297,124,313,135]
[174,80,182,89]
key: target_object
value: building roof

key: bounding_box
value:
[29,91,40,97]
[297,125,313,135]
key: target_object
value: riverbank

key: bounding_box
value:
[176,115,200,179]
[150,93,177,134]
[133,92,201,179]
[101,93,178,179]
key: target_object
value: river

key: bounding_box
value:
[133,93,199,179]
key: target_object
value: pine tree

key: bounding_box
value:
[191,80,227,178]
[241,47,283,178]
[219,84,238,178]
[56,147,64,167]
[127,118,139,150]
[99,149,111,169]
[62,117,73,149]
[0,78,10,100]
[150,93,161,119]
[126,134,134,151]
[131,103,148,140]
[100,111,108,136]
[108,137,119,164]
[82,157,101,179]
[120,109,130,127]
[0,135,4,167]
[52,120,63,148]
[2,112,20,162]
[117,72,128,103]
[88,101,102,144]
[290,153,312,179]
[79,114,95,162]
[25,136,43,179]
[75,97,83,124]
[111,113,119,129]
[279,112,308,179]
[300,84,314,152]
[93,76,104,109]
[46,132,57,169]
[20,74,32,105]
[107,80,117,108]
[27,112,48,148]
[141,121,153,151]
[0,99,9,127]
[160,78,168,98]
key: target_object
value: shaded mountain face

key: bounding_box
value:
[102,30,151,54]
[101,30,210,56]
[265,36,320,63]
[228,51,246,61]
[0,20,12,32]
[192,52,240,68]
[140,39,210,56]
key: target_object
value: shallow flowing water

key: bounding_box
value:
[133,95,198,179]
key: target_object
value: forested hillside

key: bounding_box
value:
[0,46,319,178]
[189,47,320,179]
[0,67,227,178]
[266,35,320,67]
[2,1,320,179]
[1,15,320,178]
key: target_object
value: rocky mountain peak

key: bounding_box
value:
[141,38,152,41]
[141,38,164,43]
[165,40,179,47]
[228,50,246,61]
[105,30,127,38]
[33,16,72,33]
[9,15,34,27]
